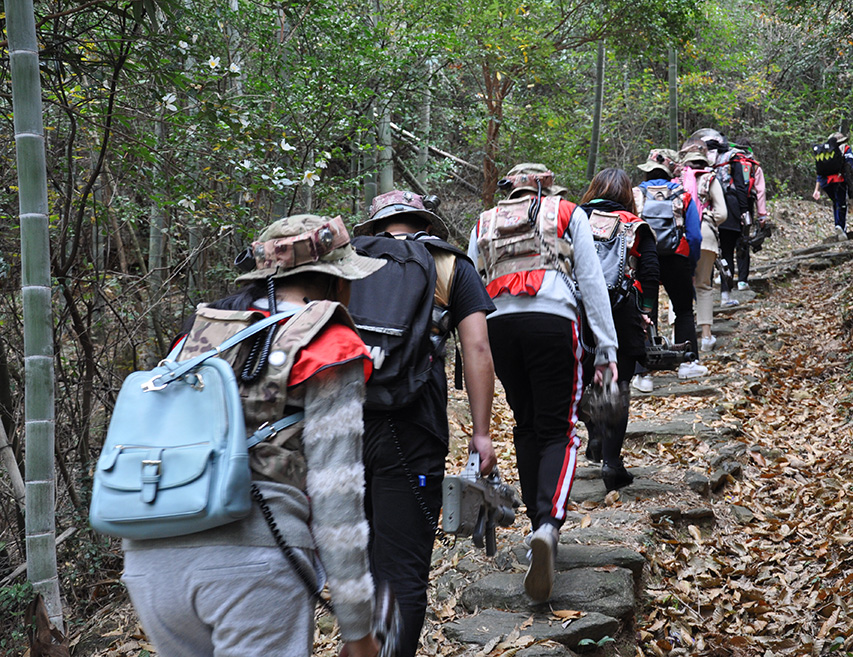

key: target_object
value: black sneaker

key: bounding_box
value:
[601,463,634,491]
[585,438,602,463]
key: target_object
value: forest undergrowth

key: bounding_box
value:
[7,200,853,657]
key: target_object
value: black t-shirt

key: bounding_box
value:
[373,254,495,448]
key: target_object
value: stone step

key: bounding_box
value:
[510,543,645,580]
[444,608,616,653]
[460,567,635,620]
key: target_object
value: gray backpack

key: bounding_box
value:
[641,184,685,256]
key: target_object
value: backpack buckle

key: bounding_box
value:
[141,375,168,392]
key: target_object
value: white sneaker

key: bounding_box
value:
[836,225,848,241]
[700,335,716,352]
[720,294,739,308]
[524,524,558,603]
[631,374,653,393]
[678,360,708,380]
[737,281,750,291]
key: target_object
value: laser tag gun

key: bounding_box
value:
[714,256,734,291]
[738,221,773,259]
[644,322,696,371]
[442,452,520,556]
[579,367,630,431]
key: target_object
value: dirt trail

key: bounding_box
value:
[65,198,853,657]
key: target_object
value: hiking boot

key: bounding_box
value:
[737,281,750,291]
[524,524,559,603]
[699,335,716,352]
[585,437,602,463]
[631,374,653,393]
[601,462,634,492]
[678,360,708,380]
[836,225,848,241]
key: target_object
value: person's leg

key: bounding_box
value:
[363,418,444,657]
[123,545,316,657]
[736,235,751,285]
[694,249,716,340]
[659,256,698,356]
[488,314,539,527]
[827,182,848,231]
[520,315,583,530]
[718,230,739,296]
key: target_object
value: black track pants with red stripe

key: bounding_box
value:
[488,312,583,531]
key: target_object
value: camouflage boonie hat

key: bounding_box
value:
[678,138,712,167]
[236,214,385,282]
[354,190,449,239]
[501,163,568,199]
[637,149,679,177]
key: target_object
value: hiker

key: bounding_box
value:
[632,149,705,390]
[731,135,769,288]
[349,190,497,657]
[678,138,728,352]
[468,163,618,604]
[812,131,853,241]
[121,215,384,657]
[578,167,660,490]
[692,128,761,299]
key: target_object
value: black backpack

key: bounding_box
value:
[814,138,845,177]
[349,235,438,410]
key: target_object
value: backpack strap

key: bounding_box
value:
[144,309,301,391]
[246,411,306,449]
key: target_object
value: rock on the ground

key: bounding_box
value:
[510,543,646,579]
[685,471,711,495]
[460,568,634,619]
[444,608,617,651]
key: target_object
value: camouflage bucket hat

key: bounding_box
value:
[353,190,449,239]
[236,214,385,282]
[501,163,568,198]
[637,148,679,177]
[678,138,712,167]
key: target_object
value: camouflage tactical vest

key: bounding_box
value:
[177,300,351,490]
[476,195,573,285]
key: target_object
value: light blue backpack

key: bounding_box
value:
[89,310,303,540]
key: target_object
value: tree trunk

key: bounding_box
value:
[417,61,433,186]
[378,103,394,193]
[586,41,605,181]
[0,420,25,507]
[668,48,678,151]
[364,108,378,207]
[8,0,64,630]
[146,119,167,366]
[481,64,513,208]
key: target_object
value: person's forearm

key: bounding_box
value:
[457,312,494,437]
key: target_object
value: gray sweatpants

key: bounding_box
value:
[123,544,316,656]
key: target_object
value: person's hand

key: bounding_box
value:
[813,189,821,201]
[639,312,653,327]
[469,432,497,475]
[758,215,768,226]
[593,361,618,386]
[339,634,380,657]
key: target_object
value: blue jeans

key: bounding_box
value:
[822,181,848,231]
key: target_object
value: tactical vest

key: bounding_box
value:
[476,195,573,286]
[177,300,352,490]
